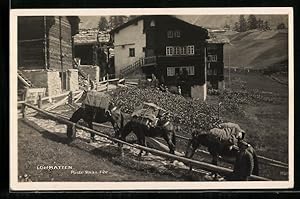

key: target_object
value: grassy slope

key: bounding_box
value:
[18,119,187,182]
[223,30,288,69]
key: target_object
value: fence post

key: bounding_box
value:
[22,103,27,118]
[68,91,73,105]
[38,94,43,109]
[67,123,77,141]
[87,74,90,90]
[106,73,109,91]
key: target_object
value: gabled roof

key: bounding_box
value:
[74,29,111,45]
[109,16,144,34]
[110,15,207,34]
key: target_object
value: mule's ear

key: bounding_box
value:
[241,131,245,139]
[105,110,111,117]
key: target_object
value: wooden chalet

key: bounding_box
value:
[110,15,211,99]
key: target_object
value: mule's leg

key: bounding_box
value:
[88,122,96,143]
[162,133,175,154]
[211,153,220,180]
[137,134,145,160]
[68,107,84,140]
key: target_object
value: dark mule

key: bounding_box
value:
[185,130,259,180]
[66,91,118,142]
[115,113,177,157]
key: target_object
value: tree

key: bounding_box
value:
[109,16,129,29]
[277,23,286,29]
[257,18,264,30]
[224,24,230,30]
[98,16,109,31]
[233,22,240,31]
[247,15,258,30]
[263,21,271,30]
[238,15,247,32]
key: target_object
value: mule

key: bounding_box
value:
[110,108,177,157]
[66,98,118,142]
[185,129,259,180]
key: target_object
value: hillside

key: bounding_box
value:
[79,15,288,30]
[176,15,288,29]
[223,29,288,70]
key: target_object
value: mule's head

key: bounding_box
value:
[107,106,122,138]
[185,130,200,158]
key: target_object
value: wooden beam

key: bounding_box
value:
[23,103,270,181]
[45,95,69,111]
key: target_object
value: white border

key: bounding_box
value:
[10,7,294,191]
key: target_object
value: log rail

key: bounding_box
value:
[22,102,270,181]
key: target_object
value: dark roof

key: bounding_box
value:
[74,30,110,45]
[207,32,230,44]
[109,16,144,34]
[110,15,207,34]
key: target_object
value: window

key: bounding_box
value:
[186,66,195,75]
[167,31,173,38]
[174,30,181,38]
[129,48,135,57]
[187,45,195,55]
[207,55,217,62]
[175,46,181,55]
[166,46,174,56]
[167,67,175,76]
[167,66,195,76]
[150,20,156,27]
[166,45,195,56]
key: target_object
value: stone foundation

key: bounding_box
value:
[79,65,100,82]
[66,69,79,91]
[191,83,207,101]
[22,70,62,96]
[218,80,225,90]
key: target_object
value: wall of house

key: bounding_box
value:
[207,43,224,81]
[18,17,45,69]
[113,20,146,76]
[191,83,207,101]
[145,16,208,57]
[78,65,100,82]
[48,16,73,71]
[74,44,95,65]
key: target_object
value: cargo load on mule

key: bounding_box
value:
[82,90,112,111]
[131,102,166,129]
[193,122,246,151]
[67,90,114,142]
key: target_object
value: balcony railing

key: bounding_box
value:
[120,56,157,76]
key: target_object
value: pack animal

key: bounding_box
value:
[110,108,177,157]
[67,91,119,142]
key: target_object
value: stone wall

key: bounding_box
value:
[47,71,62,96]
[22,70,62,96]
[79,65,100,82]
[191,83,207,101]
[66,69,79,91]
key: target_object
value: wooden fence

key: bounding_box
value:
[22,102,270,181]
